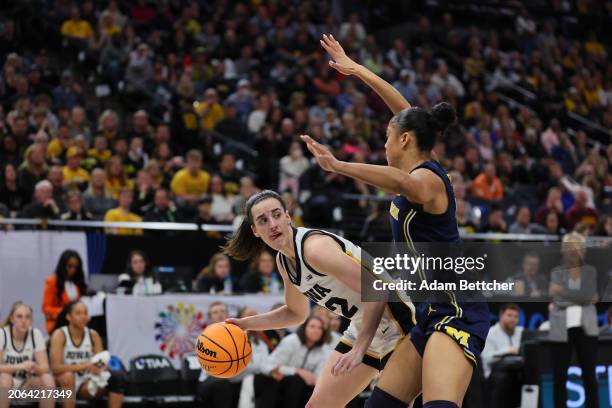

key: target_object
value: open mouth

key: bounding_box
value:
[271,232,282,241]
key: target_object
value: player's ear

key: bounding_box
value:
[400,131,413,149]
[250,224,260,238]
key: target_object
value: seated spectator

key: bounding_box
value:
[18,144,48,198]
[256,316,331,408]
[61,190,93,221]
[83,168,115,220]
[281,191,304,228]
[195,88,225,130]
[472,162,504,203]
[217,153,242,196]
[63,147,89,191]
[143,188,177,222]
[42,250,88,333]
[535,187,566,227]
[60,6,94,43]
[0,301,55,408]
[49,301,125,408]
[278,142,309,199]
[117,250,161,296]
[171,149,210,209]
[194,253,232,294]
[47,165,67,212]
[87,135,112,169]
[510,252,548,298]
[508,206,540,234]
[205,301,229,327]
[131,170,155,215]
[594,215,612,237]
[0,163,29,216]
[481,303,523,408]
[103,188,143,236]
[104,156,133,201]
[566,190,598,231]
[479,205,507,233]
[52,70,83,110]
[210,174,234,223]
[543,210,565,235]
[240,250,280,294]
[20,180,60,220]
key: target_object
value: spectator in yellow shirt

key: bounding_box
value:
[47,125,72,162]
[195,88,224,130]
[171,149,210,207]
[105,155,133,200]
[63,146,89,190]
[61,7,94,41]
[104,188,142,236]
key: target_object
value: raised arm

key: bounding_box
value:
[321,34,410,114]
[228,254,309,331]
[301,135,444,205]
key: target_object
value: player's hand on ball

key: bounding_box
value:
[225,318,242,327]
[331,347,364,376]
[320,34,359,76]
[300,135,339,172]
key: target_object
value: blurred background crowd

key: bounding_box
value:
[0,0,610,243]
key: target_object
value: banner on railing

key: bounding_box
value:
[106,294,284,369]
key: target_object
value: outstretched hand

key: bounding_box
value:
[320,34,359,76]
[300,135,340,172]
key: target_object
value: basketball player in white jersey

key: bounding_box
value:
[0,301,55,408]
[49,301,125,408]
[224,190,415,408]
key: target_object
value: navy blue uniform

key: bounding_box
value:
[389,160,489,366]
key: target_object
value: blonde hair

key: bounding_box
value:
[562,231,586,258]
[1,301,33,327]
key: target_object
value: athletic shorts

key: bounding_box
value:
[335,301,415,370]
[410,301,490,366]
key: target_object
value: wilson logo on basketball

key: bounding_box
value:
[196,340,217,358]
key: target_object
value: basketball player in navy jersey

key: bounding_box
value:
[224,190,415,408]
[301,34,490,408]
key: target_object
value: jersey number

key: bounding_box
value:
[325,297,358,319]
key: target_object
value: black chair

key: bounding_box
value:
[181,352,202,395]
[127,354,181,396]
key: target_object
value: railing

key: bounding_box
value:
[2,218,611,244]
[0,218,234,232]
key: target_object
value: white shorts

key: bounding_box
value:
[335,302,414,370]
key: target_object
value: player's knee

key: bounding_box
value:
[107,370,127,395]
[365,386,407,408]
[56,372,75,387]
[41,373,56,389]
[423,401,459,408]
[0,373,13,387]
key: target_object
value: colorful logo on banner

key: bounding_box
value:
[154,303,205,359]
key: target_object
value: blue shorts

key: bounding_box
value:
[410,301,490,367]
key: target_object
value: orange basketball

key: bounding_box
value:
[195,323,252,378]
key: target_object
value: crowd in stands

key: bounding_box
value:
[0,0,609,240]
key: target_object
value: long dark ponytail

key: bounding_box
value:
[223,190,287,261]
[391,102,456,152]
